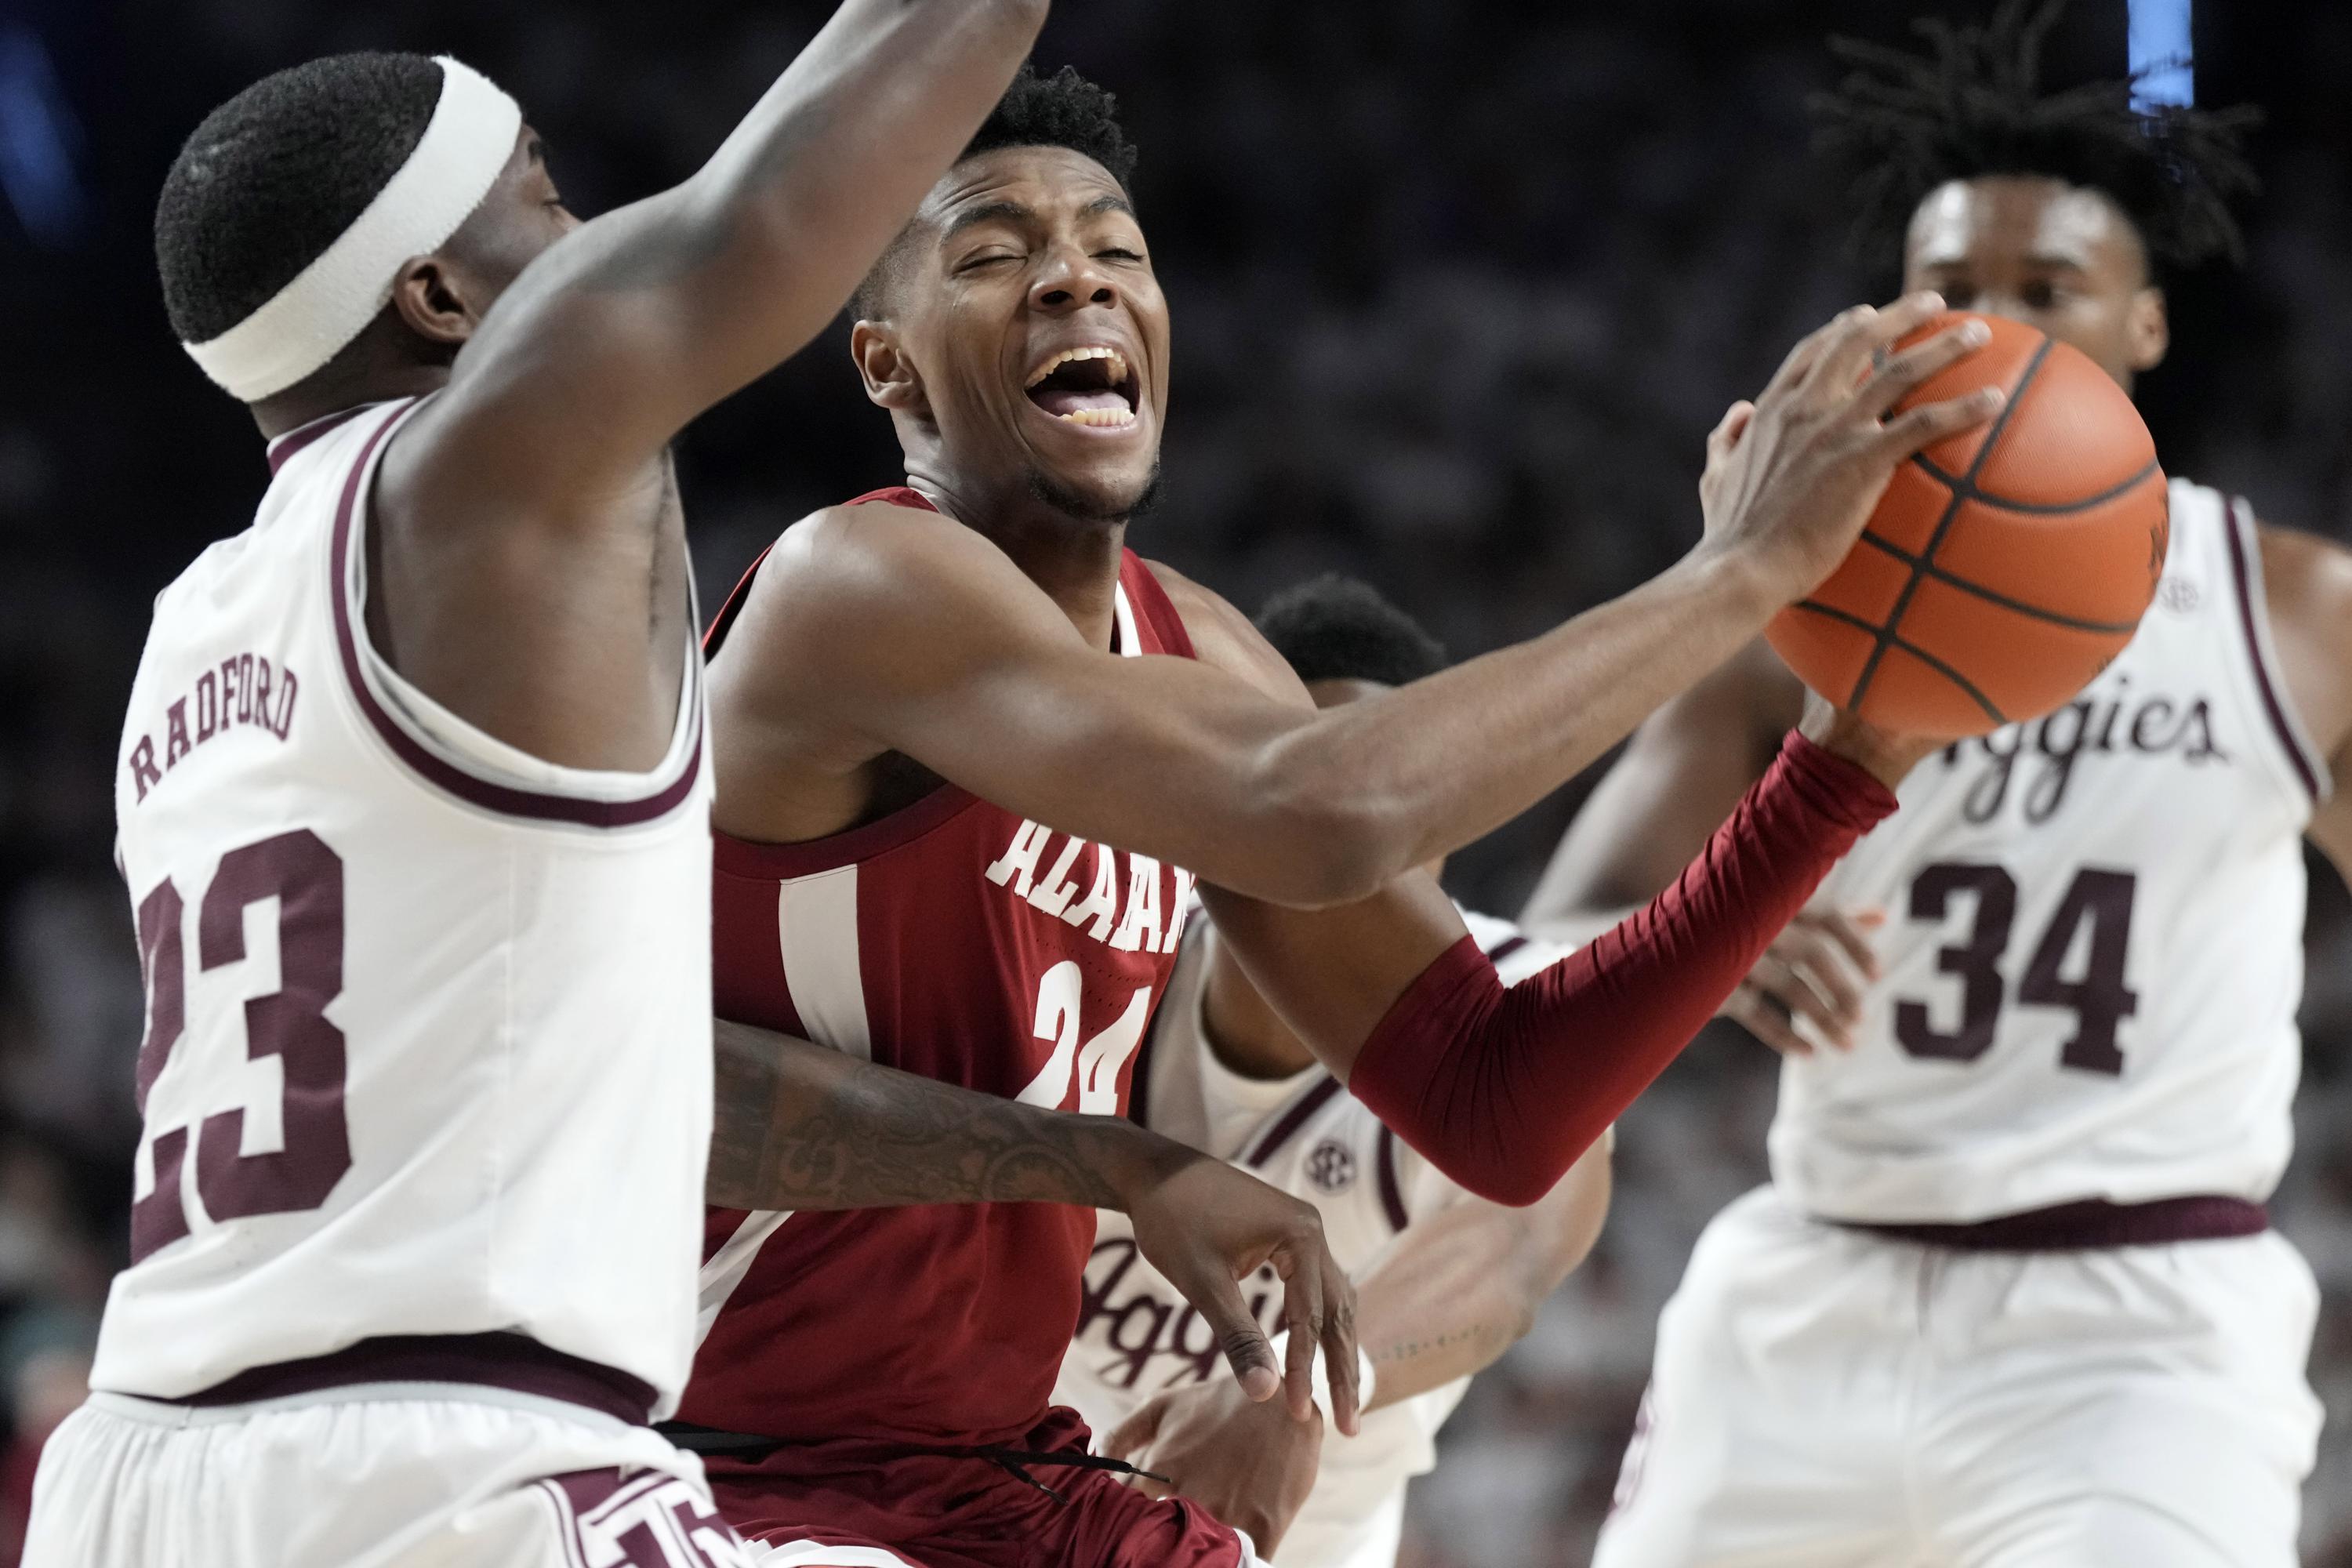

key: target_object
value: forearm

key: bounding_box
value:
[709,1018,1173,1211]
[1260,549,1780,896]
[1350,732,1896,1204]
[670,0,1045,358]
[445,0,1044,486]
[1356,1151,1611,1409]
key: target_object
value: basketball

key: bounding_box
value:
[1766,313,2169,739]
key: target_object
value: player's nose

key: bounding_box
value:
[1029,244,1120,314]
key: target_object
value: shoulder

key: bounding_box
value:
[713,500,1083,715]
[2253,520,2352,761]
[1142,558,1311,706]
[2256,521,2352,639]
[748,499,1058,639]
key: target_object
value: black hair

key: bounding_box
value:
[854,64,1139,320]
[1254,575,1447,690]
[156,52,446,345]
[1811,0,2259,273]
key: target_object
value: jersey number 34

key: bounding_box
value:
[128,829,351,1264]
[1895,862,2139,1076]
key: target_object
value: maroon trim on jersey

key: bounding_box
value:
[265,405,373,475]
[712,782,982,880]
[1245,1077,1343,1170]
[1374,1127,1410,1233]
[1484,935,1530,967]
[2222,497,2327,801]
[1835,1195,2267,1252]
[326,403,705,829]
[152,1331,658,1424]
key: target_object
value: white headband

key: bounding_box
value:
[183,56,524,403]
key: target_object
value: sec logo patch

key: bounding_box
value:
[1306,1138,1357,1195]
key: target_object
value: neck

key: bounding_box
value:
[1200,935,1319,1082]
[250,363,451,442]
[907,463,1129,651]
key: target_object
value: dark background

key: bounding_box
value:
[3,0,2349,1559]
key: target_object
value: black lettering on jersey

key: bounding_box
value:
[1940,673,2228,825]
[128,653,301,804]
[1076,1236,1279,1391]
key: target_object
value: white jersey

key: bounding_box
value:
[1054,913,1570,1568]
[93,399,713,1412]
[1776,478,2322,1223]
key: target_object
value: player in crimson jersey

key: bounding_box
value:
[681,65,1997,1568]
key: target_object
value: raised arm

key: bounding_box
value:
[721,299,1998,909]
[708,1020,1362,1430]
[396,0,1049,517]
[1179,584,1923,1203]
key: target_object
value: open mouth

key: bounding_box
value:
[1024,346,1141,430]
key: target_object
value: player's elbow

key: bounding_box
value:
[1242,770,1414,909]
[1449,1166,1562,1213]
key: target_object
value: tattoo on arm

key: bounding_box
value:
[707,1020,1143,1211]
[1368,1322,1515,1372]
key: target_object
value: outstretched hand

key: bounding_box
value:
[1116,1149,1361,1436]
[1699,293,2002,605]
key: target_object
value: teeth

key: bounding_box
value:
[1060,407,1138,428]
[1026,345,1133,388]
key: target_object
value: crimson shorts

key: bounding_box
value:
[706,1409,1256,1568]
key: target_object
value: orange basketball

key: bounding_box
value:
[1766,313,2169,739]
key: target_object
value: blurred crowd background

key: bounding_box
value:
[8,0,2352,1560]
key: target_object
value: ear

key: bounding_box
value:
[851,320,928,416]
[2126,285,2170,375]
[387,255,481,353]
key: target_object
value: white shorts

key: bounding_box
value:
[1594,1187,2322,1568]
[24,1383,752,1568]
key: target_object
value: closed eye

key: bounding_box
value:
[1097,248,1144,263]
[956,251,1023,274]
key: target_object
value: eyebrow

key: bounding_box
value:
[942,200,1034,241]
[941,192,1137,242]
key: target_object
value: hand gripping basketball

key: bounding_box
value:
[1698,293,2005,608]
[1768,313,2169,739]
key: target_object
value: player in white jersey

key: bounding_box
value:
[27,11,1054,1565]
[1053,579,1612,1568]
[1523,8,2352,1564]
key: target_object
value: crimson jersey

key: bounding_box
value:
[688,488,1200,1446]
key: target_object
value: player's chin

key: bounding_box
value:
[1018,428,1160,521]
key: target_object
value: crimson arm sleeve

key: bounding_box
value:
[1348,731,1897,1206]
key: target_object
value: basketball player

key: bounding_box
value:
[1052,575,1612,1568]
[1524,6,2352,1563]
[683,64,1998,1568]
[28,8,1056,1563]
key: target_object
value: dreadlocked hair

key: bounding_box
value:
[853,64,1138,320]
[1811,0,2259,273]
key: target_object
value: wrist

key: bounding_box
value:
[1795,705,1942,793]
[1094,1119,1201,1214]
[1678,539,1791,625]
